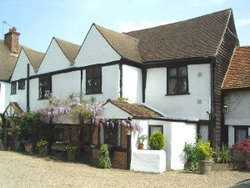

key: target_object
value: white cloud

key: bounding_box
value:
[118,20,176,32]
[236,18,250,28]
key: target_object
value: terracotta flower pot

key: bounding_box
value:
[138,143,144,150]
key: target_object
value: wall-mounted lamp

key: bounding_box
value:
[223,105,228,113]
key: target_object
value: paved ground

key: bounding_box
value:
[0,151,249,188]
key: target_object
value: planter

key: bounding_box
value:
[138,143,144,150]
[67,152,76,161]
[245,161,250,171]
[212,163,232,171]
[38,147,48,156]
[14,140,24,151]
[199,160,213,174]
[24,142,33,153]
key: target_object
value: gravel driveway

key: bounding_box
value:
[0,151,249,188]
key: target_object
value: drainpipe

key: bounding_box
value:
[26,64,30,112]
[119,62,123,98]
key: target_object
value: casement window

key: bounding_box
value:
[235,127,249,143]
[39,75,51,99]
[100,123,121,146]
[11,81,17,95]
[18,79,25,90]
[167,66,188,95]
[198,124,209,142]
[86,66,102,94]
[149,125,163,138]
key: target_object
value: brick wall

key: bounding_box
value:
[91,126,129,169]
[112,151,127,169]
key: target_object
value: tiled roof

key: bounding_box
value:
[107,99,163,118]
[0,40,19,81]
[126,9,232,63]
[222,46,250,90]
[95,24,142,63]
[54,38,81,64]
[23,47,44,72]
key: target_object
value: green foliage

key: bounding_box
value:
[97,144,112,169]
[36,139,48,148]
[66,143,78,153]
[214,144,233,164]
[7,117,22,141]
[149,132,165,150]
[183,142,199,171]
[138,135,147,144]
[197,140,212,161]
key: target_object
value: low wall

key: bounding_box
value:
[130,150,166,173]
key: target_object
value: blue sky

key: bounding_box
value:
[0,0,250,52]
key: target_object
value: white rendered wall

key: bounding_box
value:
[224,90,250,126]
[74,25,121,67]
[9,81,27,112]
[0,82,10,113]
[29,78,49,112]
[52,71,81,98]
[38,39,72,74]
[130,119,197,170]
[122,65,142,103]
[168,122,197,169]
[82,65,120,102]
[11,50,28,80]
[145,64,211,120]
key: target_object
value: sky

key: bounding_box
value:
[0,0,250,52]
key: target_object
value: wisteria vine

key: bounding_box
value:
[37,93,142,133]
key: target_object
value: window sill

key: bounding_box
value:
[10,93,17,95]
[85,92,103,95]
[37,98,49,100]
[165,93,190,96]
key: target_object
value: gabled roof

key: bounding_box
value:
[54,37,80,64]
[222,46,250,90]
[22,47,44,72]
[126,9,233,63]
[106,99,163,119]
[0,40,20,81]
[94,24,142,63]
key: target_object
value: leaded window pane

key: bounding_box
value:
[86,67,102,94]
[235,128,248,142]
[199,125,208,142]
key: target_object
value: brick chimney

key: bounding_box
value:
[4,27,20,54]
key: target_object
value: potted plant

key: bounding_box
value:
[137,135,147,149]
[197,140,213,174]
[36,139,48,155]
[149,131,165,150]
[66,143,78,161]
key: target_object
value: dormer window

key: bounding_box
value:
[11,81,17,95]
[86,66,102,94]
[167,66,189,95]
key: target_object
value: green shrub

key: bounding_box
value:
[197,140,212,161]
[183,142,198,171]
[97,144,112,169]
[149,131,165,150]
[36,139,48,148]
